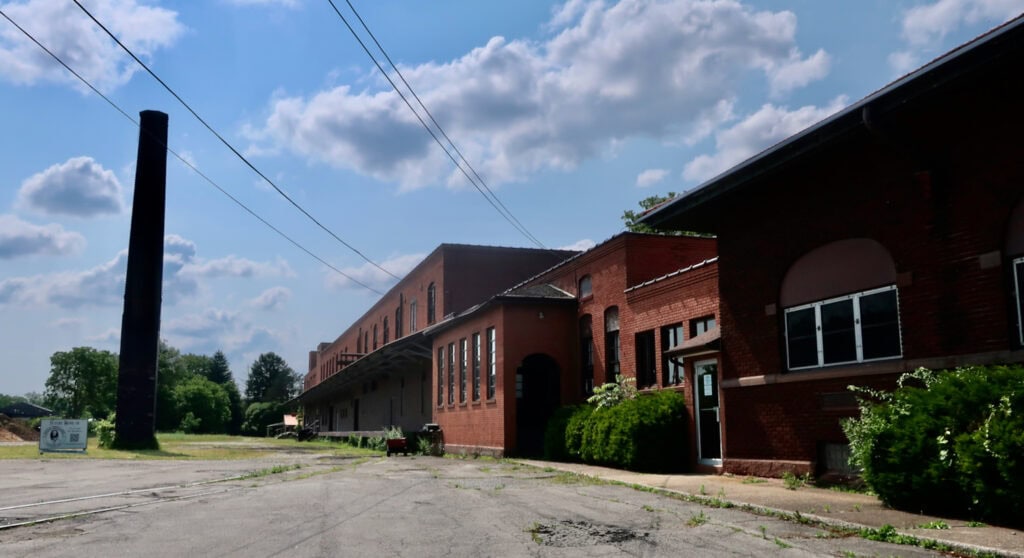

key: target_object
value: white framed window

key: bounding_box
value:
[785,284,902,370]
[1014,256,1024,345]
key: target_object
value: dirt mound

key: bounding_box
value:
[0,413,39,442]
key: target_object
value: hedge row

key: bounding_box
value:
[844,365,1024,527]
[543,390,687,473]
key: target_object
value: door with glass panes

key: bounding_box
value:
[694,359,722,465]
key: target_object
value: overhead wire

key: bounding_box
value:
[326,0,549,249]
[70,0,401,281]
[340,0,546,250]
[0,7,386,296]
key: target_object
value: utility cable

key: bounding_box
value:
[326,0,547,249]
[71,0,400,281]
[340,0,546,249]
[0,8,386,296]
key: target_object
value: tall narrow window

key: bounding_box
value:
[487,327,496,399]
[383,317,389,345]
[437,346,444,407]
[459,338,468,403]
[447,342,456,405]
[1015,257,1024,345]
[427,283,436,324]
[395,297,404,339]
[635,330,657,388]
[604,307,620,383]
[372,324,378,350]
[579,275,592,299]
[661,323,684,385]
[356,329,362,354]
[364,331,369,354]
[785,285,902,370]
[472,332,481,401]
[410,300,418,333]
[580,315,594,395]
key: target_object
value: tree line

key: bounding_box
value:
[2,343,301,437]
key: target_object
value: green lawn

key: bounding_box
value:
[0,434,381,460]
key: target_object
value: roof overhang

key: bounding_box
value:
[666,327,721,358]
[297,332,432,405]
[640,15,1024,233]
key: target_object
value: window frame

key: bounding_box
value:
[436,346,444,407]
[447,341,456,405]
[784,284,903,371]
[410,300,418,333]
[472,332,481,401]
[486,327,496,400]
[661,323,684,386]
[459,338,468,404]
[635,330,657,388]
[578,275,592,299]
[1014,256,1024,346]
[427,283,436,325]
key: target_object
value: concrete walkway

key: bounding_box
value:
[517,460,1024,558]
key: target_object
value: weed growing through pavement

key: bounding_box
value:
[773,537,792,549]
[967,521,986,528]
[742,477,767,484]
[525,522,543,544]
[758,525,767,539]
[782,471,811,490]
[917,520,950,530]
[642,505,655,512]
[687,511,708,527]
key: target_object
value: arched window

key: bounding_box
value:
[781,239,901,370]
[383,317,389,345]
[395,300,403,339]
[373,324,378,350]
[604,307,620,383]
[427,283,436,324]
[356,329,362,354]
[579,275,592,299]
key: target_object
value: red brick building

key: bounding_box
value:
[641,17,1024,477]
[430,233,720,464]
[299,244,575,434]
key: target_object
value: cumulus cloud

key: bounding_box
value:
[0,0,184,93]
[249,286,291,310]
[325,253,426,292]
[181,255,294,279]
[891,0,1024,73]
[225,0,300,6]
[247,0,829,190]
[682,96,848,182]
[52,317,84,330]
[636,168,669,188]
[0,234,291,309]
[0,214,85,259]
[17,156,124,217]
[164,308,284,357]
[87,328,120,345]
[559,238,596,252]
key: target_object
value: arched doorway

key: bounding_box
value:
[515,353,561,456]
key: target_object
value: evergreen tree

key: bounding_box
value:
[245,352,299,404]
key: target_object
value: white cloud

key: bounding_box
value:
[682,96,848,182]
[892,0,1024,72]
[325,253,425,292]
[636,168,669,188]
[225,0,300,7]
[248,286,291,311]
[17,156,124,217]
[0,214,85,259]
[52,317,84,330]
[181,255,294,279]
[87,328,120,345]
[559,238,596,252]
[0,234,290,308]
[163,308,284,357]
[247,0,829,190]
[0,0,184,93]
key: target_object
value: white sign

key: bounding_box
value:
[703,374,713,397]
[39,419,88,453]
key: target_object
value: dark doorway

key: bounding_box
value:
[327,405,334,431]
[352,399,360,431]
[515,353,561,456]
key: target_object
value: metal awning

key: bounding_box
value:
[666,327,721,357]
[297,332,432,405]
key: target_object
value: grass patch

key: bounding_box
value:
[742,477,768,484]
[687,510,708,527]
[917,520,950,530]
[0,433,380,461]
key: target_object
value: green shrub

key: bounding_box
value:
[94,413,116,448]
[844,366,1024,527]
[544,390,687,472]
[543,406,580,461]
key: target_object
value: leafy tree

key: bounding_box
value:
[622,193,677,233]
[155,341,195,431]
[0,393,26,409]
[241,401,286,437]
[43,347,118,418]
[245,352,299,404]
[22,391,46,406]
[221,380,244,435]
[179,353,213,379]
[173,376,231,434]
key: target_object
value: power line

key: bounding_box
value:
[340,0,546,249]
[71,0,400,281]
[326,0,548,249]
[0,7,386,296]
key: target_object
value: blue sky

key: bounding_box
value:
[1,0,1022,396]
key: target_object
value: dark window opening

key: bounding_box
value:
[636,330,656,388]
